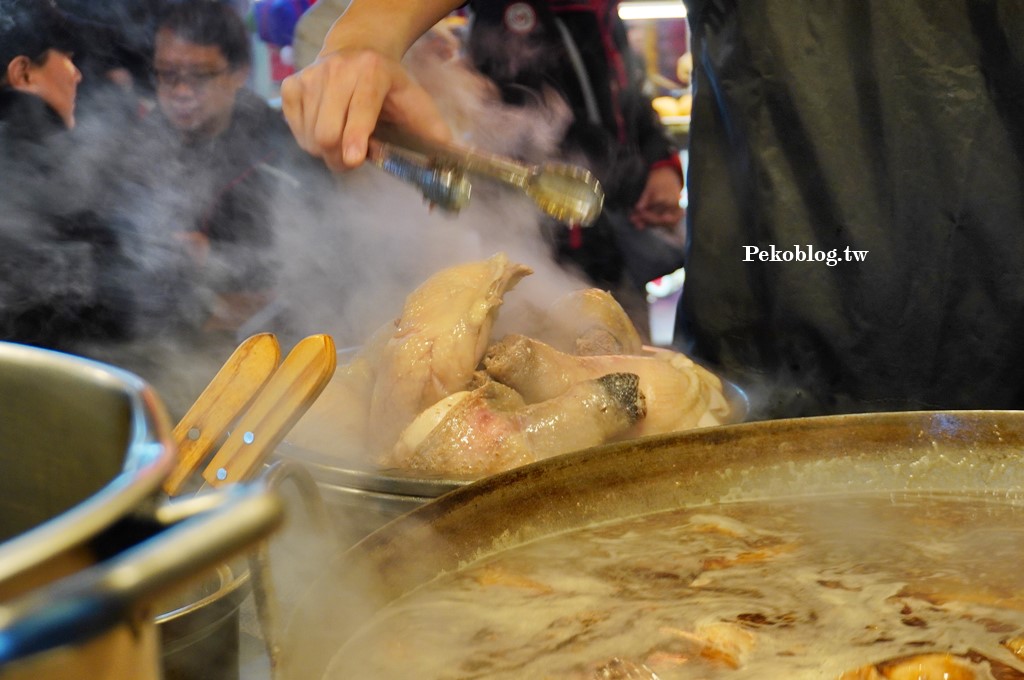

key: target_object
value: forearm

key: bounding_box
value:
[320,0,464,60]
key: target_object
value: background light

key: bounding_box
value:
[618,1,688,21]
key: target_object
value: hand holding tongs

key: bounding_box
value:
[367,123,605,227]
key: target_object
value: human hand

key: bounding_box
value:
[630,165,684,230]
[280,48,452,172]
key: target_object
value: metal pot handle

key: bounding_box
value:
[246,460,335,679]
[0,482,283,664]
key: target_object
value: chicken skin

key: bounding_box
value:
[386,373,646,476]
[368,253,532,452]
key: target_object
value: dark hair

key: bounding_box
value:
[156,1,251,70]
[0,0,79,71]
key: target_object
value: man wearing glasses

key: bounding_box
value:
[151,2,251,142]
[133,0,318,338]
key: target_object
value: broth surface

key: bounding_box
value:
[328,493,1024,678]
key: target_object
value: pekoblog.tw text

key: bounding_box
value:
[743,245,868,267]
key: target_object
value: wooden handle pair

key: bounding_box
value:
[164,333,337,496]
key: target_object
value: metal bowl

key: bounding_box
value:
[0,341,174,599]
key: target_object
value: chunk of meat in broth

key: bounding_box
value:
[1004,636,1024,661]
[368,253,532,453]
[877,654,975,680]
[385,373,646,476]
[840,651,1024,679]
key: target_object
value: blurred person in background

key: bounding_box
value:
[0,0,137,351]
[465,2,685,315]
[282,0,1024,420]
[55,0,161,107]
[124,0,331,340]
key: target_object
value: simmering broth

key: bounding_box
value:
[327,493,1024,678]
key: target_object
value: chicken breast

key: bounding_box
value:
[368,253,532,452]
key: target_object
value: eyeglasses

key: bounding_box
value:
[153,68,229,90]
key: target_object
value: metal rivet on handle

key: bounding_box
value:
[216,468,227,481]
[188,427,200,441]
[243,431,255,444]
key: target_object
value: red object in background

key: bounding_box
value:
[268,45,293,82]
[568,223,583,249]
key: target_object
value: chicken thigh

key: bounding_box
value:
[484,334,730,436]
[386,373,646,476]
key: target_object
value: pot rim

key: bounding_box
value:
[154,562,251,625]
[278,409,1024,679]
[0,343,176,588]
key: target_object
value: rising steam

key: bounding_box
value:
[5,31,591,416]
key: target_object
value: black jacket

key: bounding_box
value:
[466,1,682,286]
[0,90,133,350]
[128,90,307,298]
[678,0,1024,417]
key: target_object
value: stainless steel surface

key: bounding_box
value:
[0,341,174,591]
[0,481,283,672]
[522,161,605,226]
[277,410,1024,678]
[247,460,335,680]
[272,439,469,547]
[0,342,285,679]
[371,124,605,226]
[368,139,472,213]
[157,562,250,680]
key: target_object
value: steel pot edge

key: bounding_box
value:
[277,409,1024,678]
[0,342,176,587]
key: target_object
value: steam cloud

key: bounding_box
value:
[275,36,590,345]
[3,31,593,416]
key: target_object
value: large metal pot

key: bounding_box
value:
[156,559,251,680]
[277,410,1024,678]
[0,342,283,679]
[272,441,468,547]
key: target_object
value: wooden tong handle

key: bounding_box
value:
[164,333,281,496]
[201,334,337,488]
